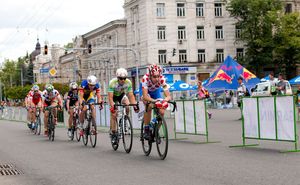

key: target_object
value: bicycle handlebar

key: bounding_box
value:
[146,100,177,112]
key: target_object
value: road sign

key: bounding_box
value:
[49,67,57,76]
[40,68,49,73]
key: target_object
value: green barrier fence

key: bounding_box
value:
[230,95,300,153]
[173,99,218,144]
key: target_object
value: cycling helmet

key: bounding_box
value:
[45,84,54,92]
[116,68,128,78]
[148,64,162,76]
[69,82,78,90]
[32,84,39,91]
[87,75,97,85]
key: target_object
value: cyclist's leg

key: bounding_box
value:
[68,106,73,129]
[43,107,49,135]
[79,100,87,124]
[121,95,130,116]
[51,101,58,124]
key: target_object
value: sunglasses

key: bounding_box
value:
[118,77,126,81]
[152,75,160,78]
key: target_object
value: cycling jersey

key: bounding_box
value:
[141,73,168,92]
[67,90,79,106]
[108,78,133,96]
[27,90,43,105]
[79,80,100,101]
[42,89,60,106]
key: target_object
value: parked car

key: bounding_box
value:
[251,80,292,97]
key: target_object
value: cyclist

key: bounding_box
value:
[42,84,63,136]
[25,85,43,130]
[78,75,103,134]
[140,64,171,140]
[66,82,79,138]
[108,68,139,144]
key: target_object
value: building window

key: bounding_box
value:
[215,26,223,40]
[178,26,186,40]
[196,3,204,17]
[235,25,242,39]
[158,50,167,64]
[156,3,165,17]
[197,26,205,40]
[177,3,185,17]
[179,50,187,63]
[285,3,292,14]
[236,48,244,60]
[216,49,224,63]
[198,49,206,63]
[157,26,166,40]
[214,3,222,17]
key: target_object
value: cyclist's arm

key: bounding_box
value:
[142,88,154,102]
[108,92,114,107]
[96,89,102,104]
[66,99,70,111]
[128,92,137,104]
[163,89,171,102]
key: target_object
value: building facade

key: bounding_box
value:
[123,0,244,85]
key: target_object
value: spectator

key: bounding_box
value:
[197,80,212,119]
[276,73,286,95]
[269,72,277,95]
[237,77,246,120]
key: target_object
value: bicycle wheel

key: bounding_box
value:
[89,120,97,148]
[48,116,52,141]
[122,115,133,153]
[70,125,75,141]
[82,120,89,146]
[112,118,119,151]
[51,126,55,141]
[141,120,152,156]
[156,117,168,160]
[37,117,41,135]
[75,120,81,142]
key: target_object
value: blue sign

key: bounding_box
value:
[163,66,197,74]
[40,68,49,73]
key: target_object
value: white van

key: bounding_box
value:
[251,80,292,97]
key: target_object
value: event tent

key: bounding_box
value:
[289,76,300,85]
[203,56,260,91]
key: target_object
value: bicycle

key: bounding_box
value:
[33,107,41,135]
[111,103,137,153]
[81,102,101,147]
[140,100,177,160]
[69,106,80,141]
[44,105,60,141]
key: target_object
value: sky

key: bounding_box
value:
[0,0,124,64]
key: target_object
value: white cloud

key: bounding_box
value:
[0,0,124,63]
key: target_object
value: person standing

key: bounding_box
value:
[237,77,246,120]
[276,73,286,95]
[197,80,212,119]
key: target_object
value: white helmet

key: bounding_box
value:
[32,84,39,91]
[87,75,97,85]
[116,68,128,78]
[69,82,78,90]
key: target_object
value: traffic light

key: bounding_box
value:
[44,45,48,55]
[172,48,176,56]
[88,44,92,54]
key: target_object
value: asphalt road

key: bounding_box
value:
[0,108,299,185]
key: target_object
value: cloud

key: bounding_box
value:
[0,0,124,62]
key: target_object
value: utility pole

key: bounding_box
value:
[21,67,24,87]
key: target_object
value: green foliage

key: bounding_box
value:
[274,12,300,78]
[227,0,282,74]
[4,85,31,100]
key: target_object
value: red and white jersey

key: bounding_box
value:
[42,89,60,102]
[141,73,168,92]
[26,90,43,104]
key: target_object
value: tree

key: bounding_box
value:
[227,0,282,75]
[273,12,300,79]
